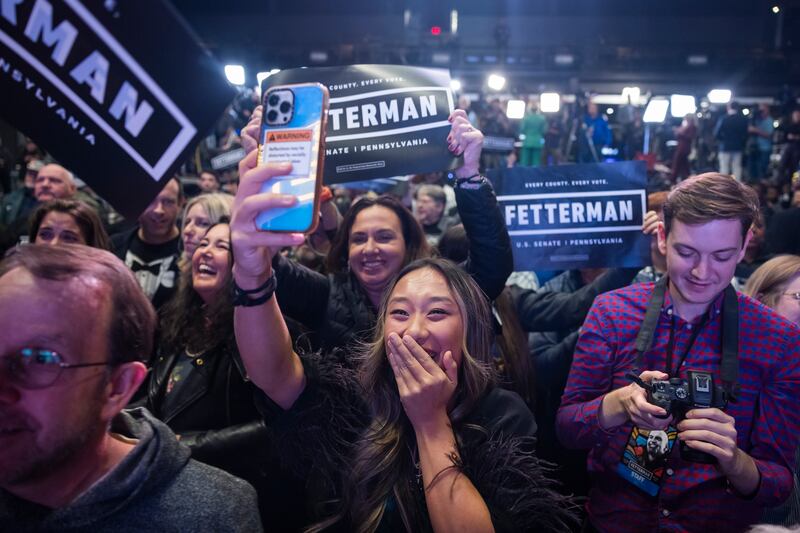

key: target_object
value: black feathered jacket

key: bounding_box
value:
[255,353,578,532]
[271,178,514,359]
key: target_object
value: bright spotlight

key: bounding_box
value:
[670,94,696,118]
[506,99,526,119]
[224,64,246,86]
[450,79,462,92]
[742,108,751,116]
[487,73,506,91]
[256,69,281,87]
[643,98,669,123]
[707,89,732,104]
[606,107,614,115]
[772,5,780,14]
[622,86,641,102]
[540,92,560,113]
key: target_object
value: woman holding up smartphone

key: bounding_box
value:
[230,161,576,530]
[241,108,513,362]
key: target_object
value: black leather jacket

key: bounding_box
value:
[142,345,268,476]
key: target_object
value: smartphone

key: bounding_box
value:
[256,82,329,232]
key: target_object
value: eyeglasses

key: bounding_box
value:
[1,348,110,389]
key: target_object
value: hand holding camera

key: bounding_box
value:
[629,371,733,464]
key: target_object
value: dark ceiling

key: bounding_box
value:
[170,0,800,97]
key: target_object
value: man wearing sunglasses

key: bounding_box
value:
[0,244,261,531]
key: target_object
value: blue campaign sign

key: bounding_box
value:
[487,161,651,271]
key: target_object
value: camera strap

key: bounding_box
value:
[634,277,740,401]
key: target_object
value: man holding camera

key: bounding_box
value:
[556,173,800,532]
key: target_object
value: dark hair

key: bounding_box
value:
[0,244,156,365]
[437,226,533,404]
[169,176,185,204]
[325,195,431,275]
[662,172,760,241]
[200,169,221,183]
[437,224,469,263]
[328,257,494,532]
[28,199,112,250]
[159,222,234,356]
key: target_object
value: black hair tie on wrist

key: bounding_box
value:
[232,272,277,307]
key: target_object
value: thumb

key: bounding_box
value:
[443,351,458,384]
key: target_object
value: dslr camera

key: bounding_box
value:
[638,371,729,464]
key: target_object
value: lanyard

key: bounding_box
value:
[665,312,708,377]
[634,276,740,401]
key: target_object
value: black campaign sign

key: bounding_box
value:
[0,0,235,218]
[265,65,456,184]
[488,161,650,271]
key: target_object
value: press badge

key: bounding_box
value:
[616,426,677,496]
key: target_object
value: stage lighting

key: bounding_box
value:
[622,86,641,102]
[707,89,732,104]
[450,79,462,92]
[643,99,669,123]
[224,65,246,86]
[432,52,450,65]
[540,92,560,113]
[554,54,574,66]
[742,108,750,116]
[256,69,280,87]
[430,26,442,36]
[670,94,696,117]
[772,5,780,13]
[487,73,506,91]
[451,10,458,34]
[506,100,526,119]
[687,55,708,66]
[606,107,614,115]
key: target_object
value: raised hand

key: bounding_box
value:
[231,151,304,285]
[447,109,484,179]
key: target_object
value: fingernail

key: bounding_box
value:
[280,195,296,205]
[389,333,401,346]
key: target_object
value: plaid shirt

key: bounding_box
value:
[557,282,800,533]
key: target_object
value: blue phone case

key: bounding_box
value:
[256,84,327,232]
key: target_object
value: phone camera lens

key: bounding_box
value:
[268,94,280,107]
[279,101,291,113]
[267,110,278,122]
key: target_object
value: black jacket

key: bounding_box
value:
[255,352,578,532]
[510,267,639,333]
[273,178,514,358]
[141,345,307,531]
[142,345,266,475]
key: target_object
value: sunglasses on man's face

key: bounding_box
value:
[1,348,109,389]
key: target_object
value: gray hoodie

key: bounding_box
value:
[0,407,263,532]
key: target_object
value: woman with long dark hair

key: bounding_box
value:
[141,220,303,529]
[230,162,577,531]
[240,108,513,360]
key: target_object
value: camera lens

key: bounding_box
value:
[279,101,291,114]
[267,110,278,122]
[268,94,280,107]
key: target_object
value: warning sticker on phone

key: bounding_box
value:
[263,128,313,176]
